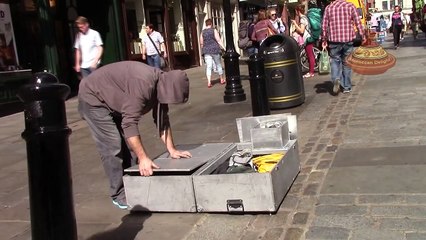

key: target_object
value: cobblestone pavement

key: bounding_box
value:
[1,33,426,240]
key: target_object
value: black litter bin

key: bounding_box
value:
[260,34,305,109]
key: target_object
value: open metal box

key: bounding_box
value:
[123,143,234,212]
[192,113,300,213]
[123,113,300,213]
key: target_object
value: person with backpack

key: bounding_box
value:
[238,17,257,56]
[292,4,315,78]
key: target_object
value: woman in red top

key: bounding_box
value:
[251,9,278,47]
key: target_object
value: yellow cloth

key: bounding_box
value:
[252,153,285,173]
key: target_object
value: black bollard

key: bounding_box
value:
[248,54,270,116]
[222,0,246,103]
[17,72,77,240]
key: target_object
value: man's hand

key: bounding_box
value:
[169,149,192,159]
[138,157,159,176]
[322,41,328,49]
[74,65,81,73]
[142,54,146,60]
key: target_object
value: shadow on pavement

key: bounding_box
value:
[314,81,334,95]
[87,212,150,240]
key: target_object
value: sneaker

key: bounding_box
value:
[343,88,352,94]
[333,78,340,94]
[112,199,129,210]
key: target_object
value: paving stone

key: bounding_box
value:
[303,184,319,196]
[358,194,406,205]
[305,226,349,240]
[250,214,272,230]
[283,227,304,240]
[262,227,284,240]
[311,215,375,229]
[379,217,426,231]
[269,211,290,227]
[351,228,404,240]
[280,195,299,210]
[294,174,308,184]
[405,195,426,204]
[371,206,426,218]
[315,205,367,216]
[296,196,318,212]
[292,212,309,225]
[406,232,426,240]
[317,195,356,205]
[316,160,332,170]
[308,171,325,182]
[240,230,263,240]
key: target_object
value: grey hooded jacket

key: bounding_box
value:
[78,61,189,138]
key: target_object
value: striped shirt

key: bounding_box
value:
[321,0,364,43]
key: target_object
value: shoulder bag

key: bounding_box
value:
[147,34,169,70]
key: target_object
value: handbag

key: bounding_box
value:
[319,49,331,75]
[147,34,169,70]
[352,31,362,47]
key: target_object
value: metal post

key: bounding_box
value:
[17,72,77,240]
[222,0,246,103]
[248,54,270,116]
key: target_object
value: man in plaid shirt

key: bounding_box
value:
[321,0,365,94]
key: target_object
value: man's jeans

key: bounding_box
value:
[147,54,161,69]
[329,42,354,90]
[81,68,93,78]
[78,99,135,202]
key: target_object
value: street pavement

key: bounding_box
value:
[1,32,426,240]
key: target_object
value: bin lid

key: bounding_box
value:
[124,157,209,173]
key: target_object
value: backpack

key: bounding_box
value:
[306,8,322,43]
[238,20,253,49]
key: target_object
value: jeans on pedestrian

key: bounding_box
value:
[81,68,93,78]
[246,47,258,57]
[147,54,161,69]
[204,54,223,78]
[78,99,135,203]
[329,42,354,90]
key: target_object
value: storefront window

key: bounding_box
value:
[0,1,19,71]
[169,0,186,52]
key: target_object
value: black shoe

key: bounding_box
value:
[343,88,352,94]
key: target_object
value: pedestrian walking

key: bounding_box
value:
[391,6,404,49]
[292,4,316,78]
[74,16,103,78]
[200,18,226,88]
[251,9,278,46]
[142,24,167,69]
[321,0,365,94]
[268,8,285,34]
[78,61,192,209]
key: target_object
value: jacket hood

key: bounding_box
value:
[157,70,189,104]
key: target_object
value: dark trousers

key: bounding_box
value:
[392,25,402,47]
[78,99,135,202]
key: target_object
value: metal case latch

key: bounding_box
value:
[227,199,244,213]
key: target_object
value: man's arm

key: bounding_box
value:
[141,43,147,60]
[160,127,192,159]
[127,135,159,176]
[321,8,329,48]
[91,45,103,69]
[74,48,81,72]
[160,42,167,58]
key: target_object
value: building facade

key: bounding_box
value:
[1,0,264,105]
